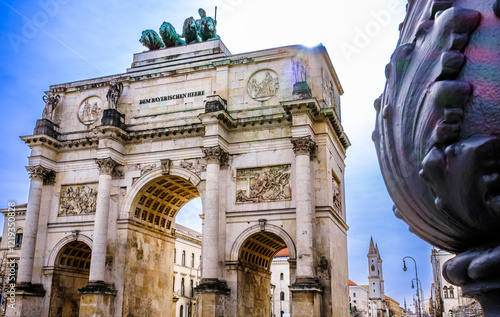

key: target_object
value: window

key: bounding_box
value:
[280,292,285,301]
[353,292,356,297]
[181,278,185,296]
[15,229,23,248]
[449,286,454,298]
[444,286,449,298]
[174,248,177,263]
[191,253,195,268]
[280,273,284,280]
[182,251,186,266]
[190,279,194,298]
[371,265,375,272]
[179,305,183,317]
[173,276,175,291]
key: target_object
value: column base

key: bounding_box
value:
[5,283,45,317]
[290,277,323,317]
[195,279,229,317]
[78,281,117,317]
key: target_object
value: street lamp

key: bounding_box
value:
[403,256,422,317]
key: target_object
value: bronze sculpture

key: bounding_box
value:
[140,8,219,50]
[373,1,500,315]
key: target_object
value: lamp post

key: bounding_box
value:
[403,256,422,317]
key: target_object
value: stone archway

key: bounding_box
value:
[118,173,202,317]
[231,227,296,317]
[48,240,92,317]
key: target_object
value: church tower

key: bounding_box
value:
[368,238,386,317]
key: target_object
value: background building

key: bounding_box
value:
[430,249,482,317]
[349,280,369,317]
[270,248,291,317]
[173,224,201,317]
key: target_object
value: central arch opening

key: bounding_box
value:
[122,174,202,317]
[237,231,288,317]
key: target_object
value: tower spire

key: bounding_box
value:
[368,236,377,255]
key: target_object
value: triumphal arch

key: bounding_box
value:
[14,37,349,316]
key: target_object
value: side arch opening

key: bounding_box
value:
[236,231,291,317]
[48,240,91,317]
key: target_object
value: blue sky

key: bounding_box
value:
[0,0,434,310]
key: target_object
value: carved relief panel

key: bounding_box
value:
[247,69,279,101]
[236,165,291,203]
[78,96,103,125]
[59,184,98,216]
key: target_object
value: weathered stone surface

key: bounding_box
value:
[14,39,349,316]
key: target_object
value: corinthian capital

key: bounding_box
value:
[26,165,56,184]
[291,136,317,158]
[95,158,118,175]
[202,146,228,165]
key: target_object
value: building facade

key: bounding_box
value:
[430,249,481,317]
[9,38,349,317]
[172,224,202,317]
[349,280,369,317]
[270,249,291,317]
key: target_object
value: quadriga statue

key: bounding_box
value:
[373,0,500,315]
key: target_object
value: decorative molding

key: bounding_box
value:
[202,145,228,165]
[236,165,291,203]
[291,136,317,158]
[26,165,55,184]
[95,158,118,175]
[161,159,172,175]
[59,184,98,216]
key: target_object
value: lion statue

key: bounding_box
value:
[159,22,185,47]
[182,17,201,44]
[199,16,220,41]
[139,29,164,50]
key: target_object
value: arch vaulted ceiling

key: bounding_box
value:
[132,176,200,232]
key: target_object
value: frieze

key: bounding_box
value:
[78,96,103,125]
[178,159,206,177]
[236,165,292,203]
[59,184,98,216]
[247,70,279,101]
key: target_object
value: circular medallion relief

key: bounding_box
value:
[78,96,103,125]
[247,70,279,101]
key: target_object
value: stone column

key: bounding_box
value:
[195,145,229,317]
[290,136,322,317]
[89,158,116,283]
[18,165,54,286]
[291,136,316,278]
[9,166,54,317]
[79,158,117,317]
